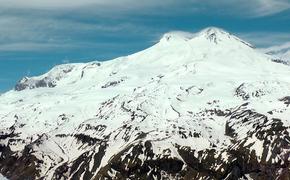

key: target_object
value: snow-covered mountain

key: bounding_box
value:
[0,27,289,180]
[0,174,8,180]
[261,42,290,65]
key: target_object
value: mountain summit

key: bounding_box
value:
[0,28,290,180]
[160,27,253,48]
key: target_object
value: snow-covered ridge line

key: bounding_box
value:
[160,27,254,48]
[14,27,261,92]
[260,42,290,63]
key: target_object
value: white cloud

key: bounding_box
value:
[239,32,290,47]
[260,42,290,52]
[0,15,159,52]
[209,0,290,17]
[0,0,289,17]
[0,0,176,10]
[254,0,290,16]
[0,0,288,53]
[0,42,73,52]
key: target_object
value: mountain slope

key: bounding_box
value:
[261,42,290,65]
[0,27,289,180]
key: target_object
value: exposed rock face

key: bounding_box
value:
[0,27,290,179]
[14,64,75,91]
[15,77,57,91]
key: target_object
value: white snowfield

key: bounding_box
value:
[0,174,7,180]
[261,42,290,64]
[0,27,289,179]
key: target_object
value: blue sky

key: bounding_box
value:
[0,0,290,92]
